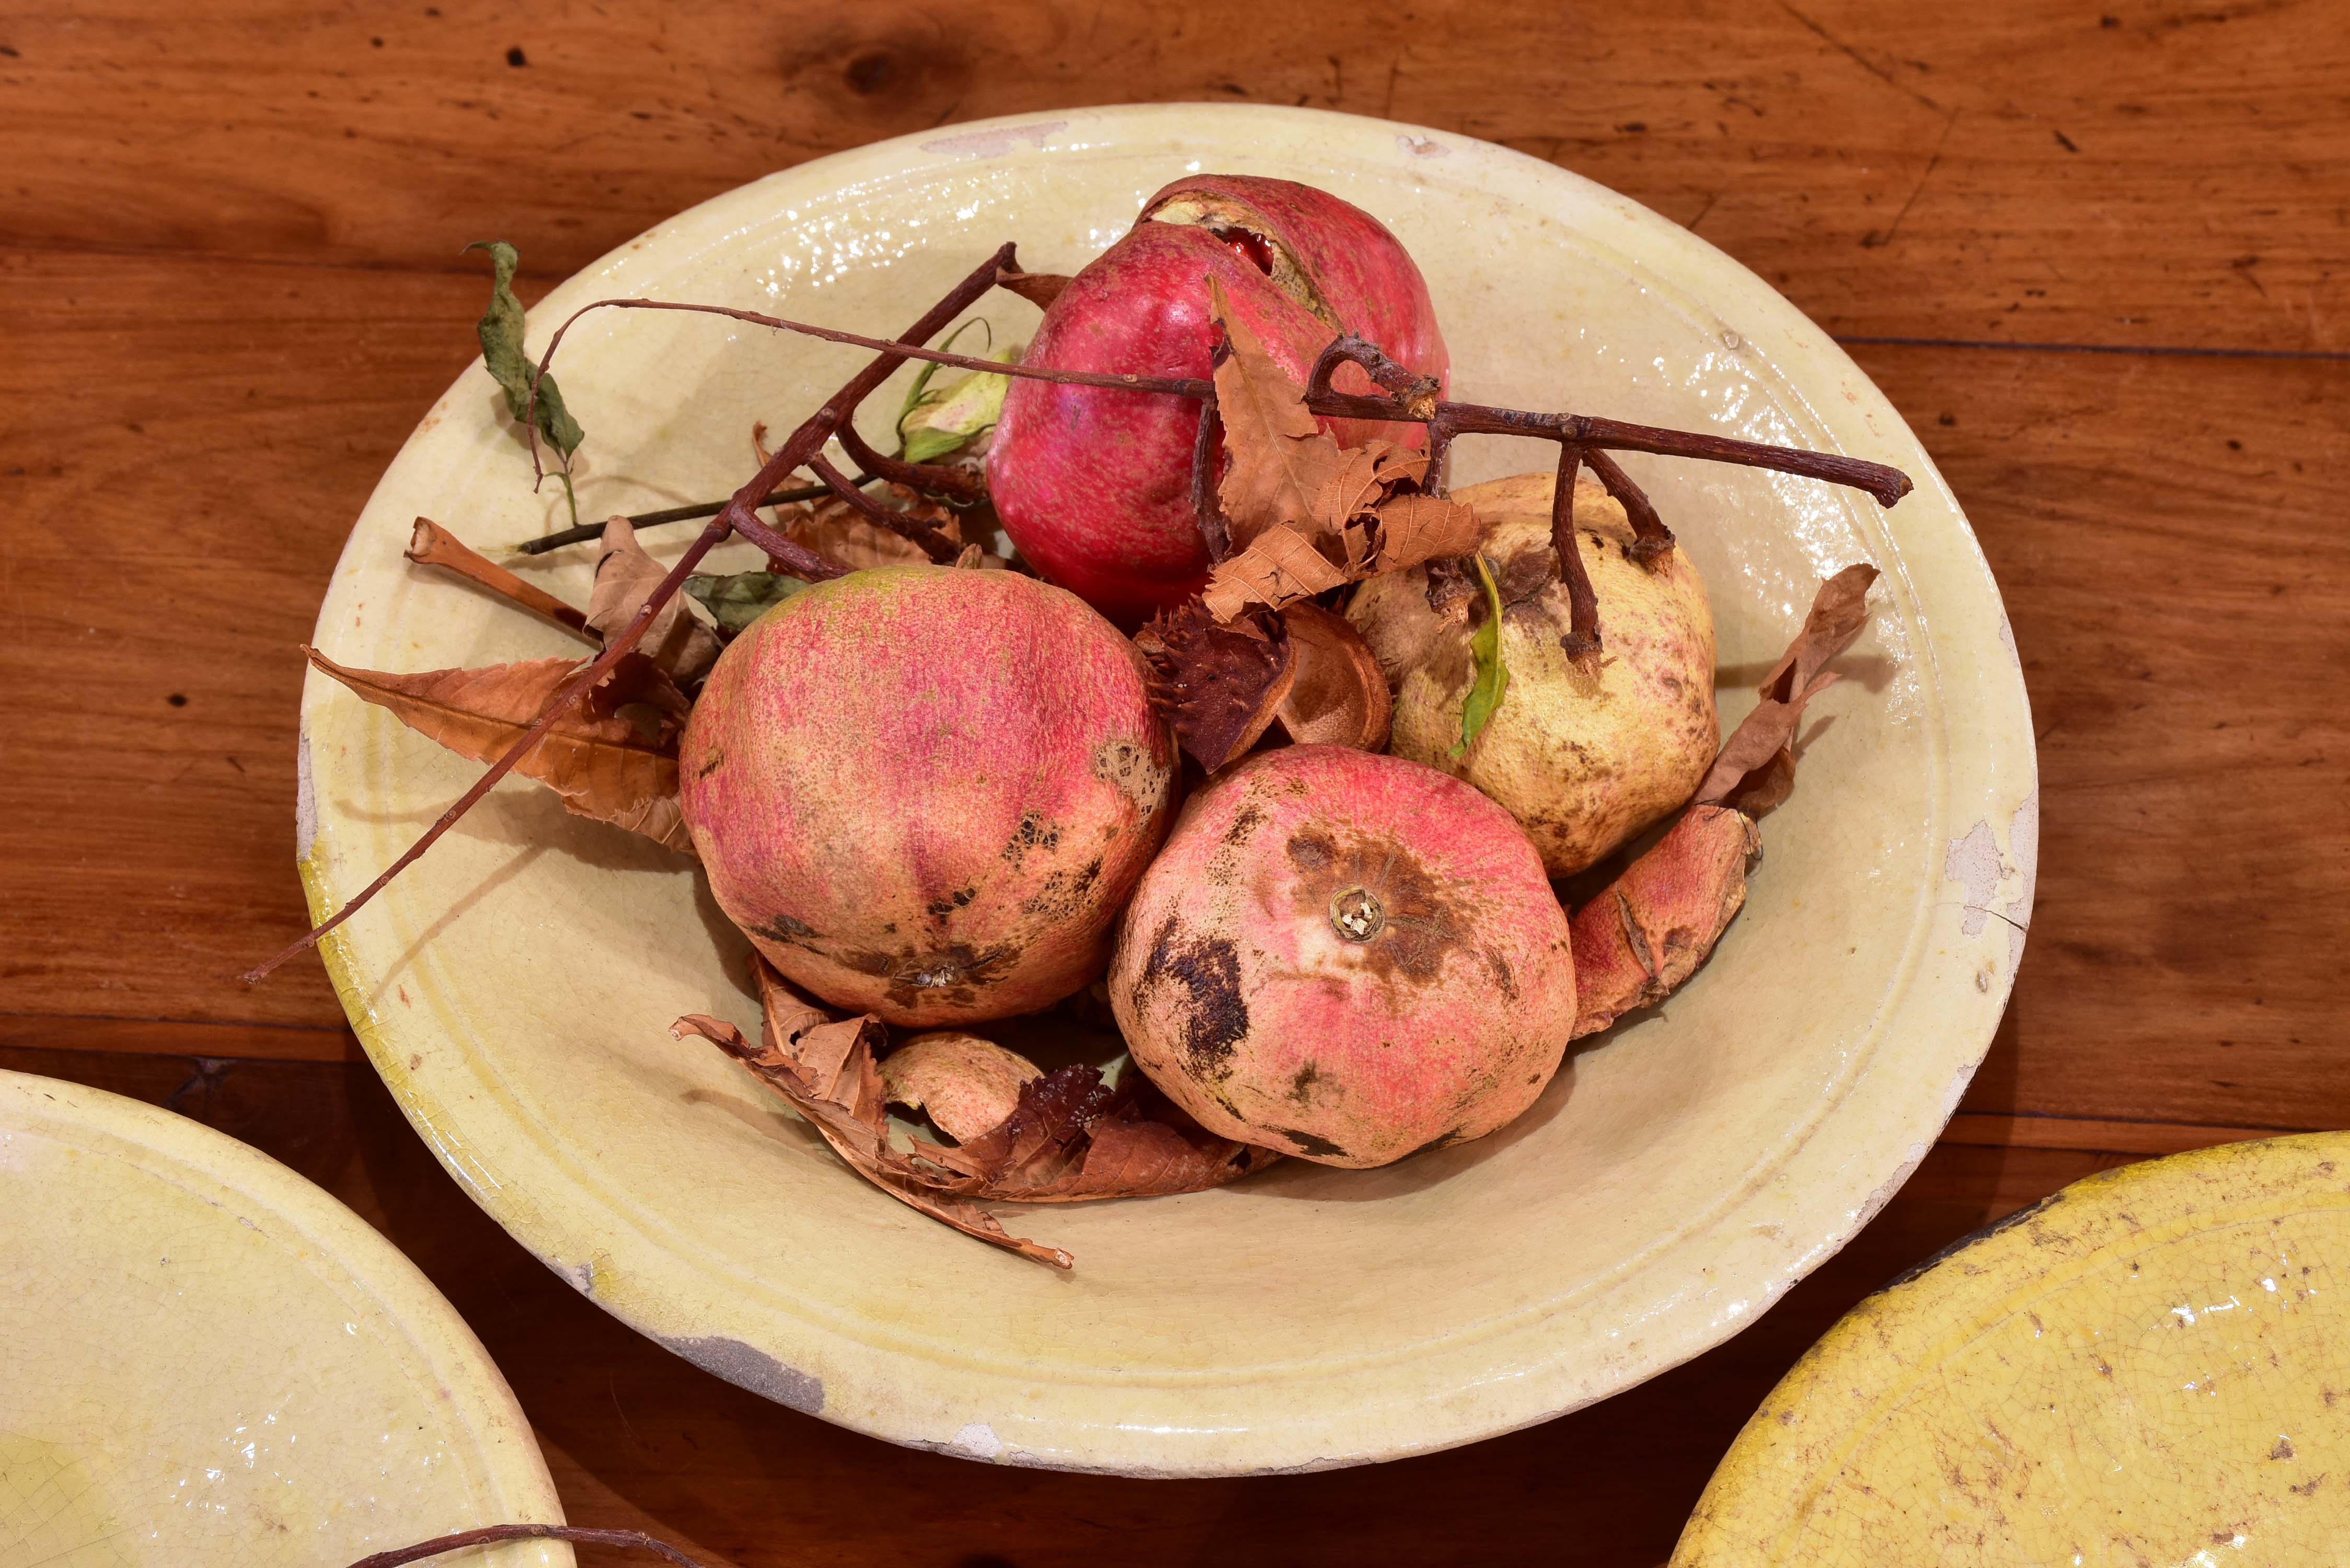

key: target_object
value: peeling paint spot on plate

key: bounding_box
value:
[948,1422,1003,1459]
[2003,789,2040,966]
[296,727,319,861]
[662,1335,824,1414]
[921,121,1066,159]
[1943,819,2002,937]
[1398,134,1449,157]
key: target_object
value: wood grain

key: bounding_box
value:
[0,2,2343,349]
[5,2,2345,1562]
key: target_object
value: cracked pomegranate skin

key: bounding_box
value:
[1108,745,1577,1168]
[989,174,1449,626]
[679,566,1177,1027]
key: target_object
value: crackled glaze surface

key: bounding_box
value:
[1678,1134,2350,1564]
[0,1071,563,1568]
[296,103,2035,1474]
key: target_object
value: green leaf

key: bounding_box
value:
[895,321,1017,464]
[1452,554,1510,760]
[686,570,808,635]
[464,240,585,461]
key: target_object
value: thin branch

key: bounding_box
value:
[1584,448,1675,566]
[514,478,874,556]
[832,419,986,506]
[343,1523,705,1568]
[1550,444,1599,661]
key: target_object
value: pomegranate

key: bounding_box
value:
[1108,745,1576,1168]
[989,175,1450,626]
[1349,471,1718,875]
[679,565,1176,1026]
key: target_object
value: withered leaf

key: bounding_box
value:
[1200,525,1349,622]
[406,517,592,639]
[1694,563,1880,812]
[684,569,807,635]
[881,1033,1043,1145]
[1452,554,1510,760]
[784,491,971,572]
[1312,441,1426,537]
[588,517,723,683]
[463,240,583,461]
[1374,491,1482,572]
[1276,601,1390,751]
[673,960,1276,1270]
[306,647,694,855]
[996,269,1072,311]
[1207,279,1349,546]
[1569,805,1761,1037]
[1136,599,1297,772]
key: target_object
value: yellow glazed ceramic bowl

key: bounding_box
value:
[296,104,2035,1475]
[0,1070,564,1567]
[1676,1133,2350,1564]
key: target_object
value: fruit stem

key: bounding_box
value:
[1584,448,1676,566]
[1306,333,1442,421]
[1550,444,1602,663]
[244,244,1022,983]
[341,1523,706,1568]
[806,451,963,563]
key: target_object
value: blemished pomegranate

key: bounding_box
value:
[1108,744,1577,1168]
[679,565,1177,1026]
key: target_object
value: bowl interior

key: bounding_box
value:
[0,1071,563,1565]
[298,104,2034,1475]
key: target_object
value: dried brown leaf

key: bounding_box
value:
[1207,279,1349,545]
[782,491,973,572]
[306,647,694,855]
[673,960,1277,1269]
[1200,525,1349,622]
[881,1033,1044,1144]
[1136,599,1297,771]
[1311,441,1426,535]
[405,517,592,639]
[1276,602,1391,751]
[587,517,722,683]
[1569,805,1760,1037]
[1373,491,1483,572]
[1695,563,1880,811]
[996,269,1072,310]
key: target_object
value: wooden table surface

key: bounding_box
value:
[5,2,2346,1562]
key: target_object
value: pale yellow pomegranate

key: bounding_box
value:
[1347,471,1716,876]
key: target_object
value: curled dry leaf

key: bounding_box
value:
[684,569,808,636]
[674,960,1277,1269]
[1200,525,1349,622]
[1694,563,1880,813]
[1275,601,1390,751]
[783,489,981,572]
[1566,564,1882,1036]
[881,1033,1044,1144]
[306,647,695,855]
[1207,278,1349,545]
[588,518,723,683]
[1373,491,1481,571]
[1135,599,1296,772]
[1569,805,1761,1038]
[995,268,1073,311]
[405,518,592,639]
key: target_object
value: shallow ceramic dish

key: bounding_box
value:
[0,1070,564,1567]
[1677,1133,2350,1563]
[295,103,2036,1475]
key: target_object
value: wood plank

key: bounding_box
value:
[1849,341,2350,1135]
[0,1,2343,350]
[0,1043,2132,1568]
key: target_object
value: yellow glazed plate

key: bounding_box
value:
[0,1071,564,1568]
[296,103,2036,1475]
[1676,1133,2350,1564]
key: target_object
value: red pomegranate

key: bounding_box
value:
[989,175,1449,626]
[679,566,1176,1026]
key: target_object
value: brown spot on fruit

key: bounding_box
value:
[695,748,725,779]
[1286,831,1335,871]
[1225,802,1268,846]
[1092,734,1171,820]
[1267,1125,1349,1161]
[749,912,815,944]
[1137,915,1250,1079]
[1288,1062,1321,1103]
